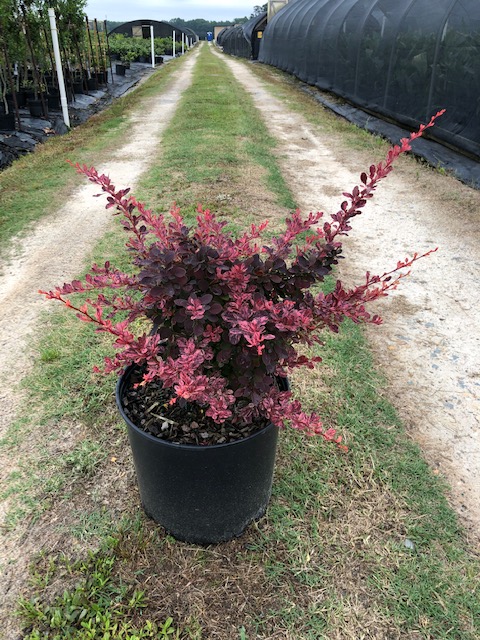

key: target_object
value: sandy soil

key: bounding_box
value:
[217,51,480,544]
[0,49,198,634]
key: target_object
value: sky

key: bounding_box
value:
[84,0,261,22]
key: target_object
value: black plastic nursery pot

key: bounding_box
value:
[115,64,126,76]
[72,81,84,95]
[47,94,61,110]
[0,111,15,130]
[116,365,281,545]
[27,99,44,118]
[7,92,24,109]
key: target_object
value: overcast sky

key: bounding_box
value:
[84,0,260,22]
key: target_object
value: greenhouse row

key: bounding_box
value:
[218,0,480,164]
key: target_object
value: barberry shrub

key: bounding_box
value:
[40,112,443,449]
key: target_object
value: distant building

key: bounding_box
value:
[214,25,229,41]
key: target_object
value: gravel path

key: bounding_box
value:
[217,51,480,543]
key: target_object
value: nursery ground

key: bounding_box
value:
[0,42,479,639]
[217,50,480,541]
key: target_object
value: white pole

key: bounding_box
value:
[150,25,155,68]
[48,8,70,128]
[173,30,176,58]
[181,32,185,55]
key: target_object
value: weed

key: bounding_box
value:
[68,509,118,542]
[39,348,61,363]
[62,440,106,478]
[18,539,179,639]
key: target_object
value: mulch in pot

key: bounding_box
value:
[121,370,269,446]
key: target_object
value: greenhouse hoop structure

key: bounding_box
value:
[258,0,480,166]
[109,20,198,46]
[216,12,267,60]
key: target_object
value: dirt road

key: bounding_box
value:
[217,51,480,542]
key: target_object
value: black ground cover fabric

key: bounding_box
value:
[301,85,480,189]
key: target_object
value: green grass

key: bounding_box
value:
[4,43,480,639]
[260,319,480,638]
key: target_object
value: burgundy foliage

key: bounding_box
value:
[40,111,443,449]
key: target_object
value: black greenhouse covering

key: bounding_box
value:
[259,0,480,160]
[109,20,196,42]
[217,12,267,60]
[182,27,199,43]
[216,28,228,46]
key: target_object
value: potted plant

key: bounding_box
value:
[115,61,126,76]
[72,71,84,95]
[40,112,443,544]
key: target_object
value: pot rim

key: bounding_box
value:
[116,365,278,452]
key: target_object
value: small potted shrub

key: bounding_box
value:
[40,112,442,544]
[115,62,127,76]
[117,50,137,75]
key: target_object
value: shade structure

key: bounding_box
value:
[217,12,268,60]
[259,0,480,160]
[109,19,197,43]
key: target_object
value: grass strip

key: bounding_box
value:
[6,43,480,640]
[136,41,296,216]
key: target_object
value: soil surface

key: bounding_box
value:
[1,43,479,637]
[217,52,480,545]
